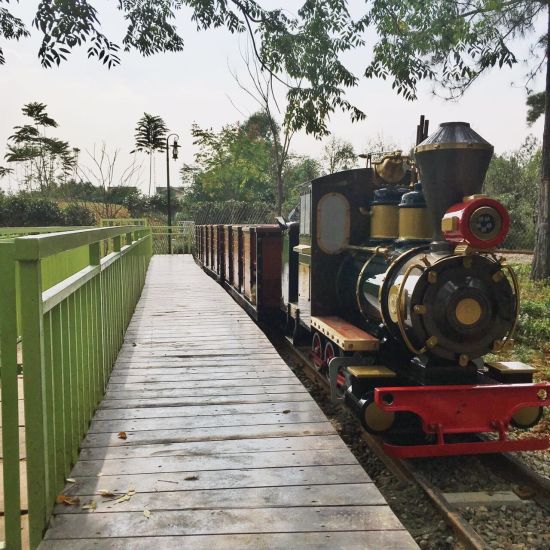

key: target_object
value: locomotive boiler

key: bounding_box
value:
[195,119,550,458]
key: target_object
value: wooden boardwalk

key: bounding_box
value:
[40,255,416,549]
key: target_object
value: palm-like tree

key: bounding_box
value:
[133,113,168,195]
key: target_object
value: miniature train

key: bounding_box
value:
[194,120,550,458]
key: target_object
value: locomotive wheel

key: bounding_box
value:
[511,406,544,429]
[324,341,347,393]
[361,392,396,435]
[311,332,324,370]
[324,341,340,363]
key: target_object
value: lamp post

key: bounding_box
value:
[166,133,180,254]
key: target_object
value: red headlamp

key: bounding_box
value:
[442,196,510,249]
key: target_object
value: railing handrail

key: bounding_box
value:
[0,226,95,236]
[14,225,148,260]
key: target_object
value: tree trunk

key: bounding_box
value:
[531,5,550,280]
[276,165,283,216]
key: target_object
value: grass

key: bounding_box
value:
[487,263,550,381]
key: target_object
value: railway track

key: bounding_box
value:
[272,333,550,550]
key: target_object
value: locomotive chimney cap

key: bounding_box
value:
[415,121,493,154]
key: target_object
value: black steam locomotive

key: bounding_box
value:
[195,119,550,458]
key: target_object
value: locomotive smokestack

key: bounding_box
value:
[414,122,494,248]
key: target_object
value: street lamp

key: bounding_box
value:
[166,133,180,254]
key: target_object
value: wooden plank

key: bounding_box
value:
[77,434,347,461]
[72,448,359,477]
[98,393,313,410]
[54,464,370,496]
[54,483,385,514]
[39,531,417,550]
[108,369,293,382]
[92,401,322,421]
[44,506,404,539]
[103,385,306,400]
[81,422,336,447]
[88,410,327,433]
[105,377,300,391]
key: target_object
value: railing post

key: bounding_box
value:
[113,235,121,253]
[0,242,22,550]
[147,228,153,258]
[19,257,49,549]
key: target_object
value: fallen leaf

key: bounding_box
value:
[282,410,291,414]
[143,508,151,519]
[99,490,116,498]
[118,432,127,440]
[184,475,199,481]
[82,500,97,511]
[56,495,80,506]
[66,478,77,484]
[114,494,131,504]
[127,487,136,496]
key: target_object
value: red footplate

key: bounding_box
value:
[374,383,550,458]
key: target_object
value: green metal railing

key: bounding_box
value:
[0,225,152,549]
[99,219,195,255]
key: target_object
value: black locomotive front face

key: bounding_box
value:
[407,254,516,362]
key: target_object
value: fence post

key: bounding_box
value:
[18,257,49,549]
[0,242,22,550]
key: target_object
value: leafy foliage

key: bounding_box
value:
[4,102,78,190]
[510,263,550,353]
[33,0,120,68]
[183,113,321,214]
[0,0,30,65]
[0,192,63,226]
[133,113,168,154]
[133,113,168,195]
[62,203,96,226]
[322,136,356,174]
[483,135,541,249]
[364,1,546,100]
[527,91,546,125]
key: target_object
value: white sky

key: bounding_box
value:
[0,1,545,194]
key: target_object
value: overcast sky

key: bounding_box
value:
[1,1,545,194]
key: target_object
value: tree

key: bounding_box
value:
[133,113,168,195]
[186,118,273,204]
[282,154,322,213]
[322,136,356,174]
[183,115,321,216]
[230,46,299,215]
[4,102,77,190]
[484,136,541,250]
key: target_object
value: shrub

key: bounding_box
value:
[63,203,96,226]
[0,194,64,226]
